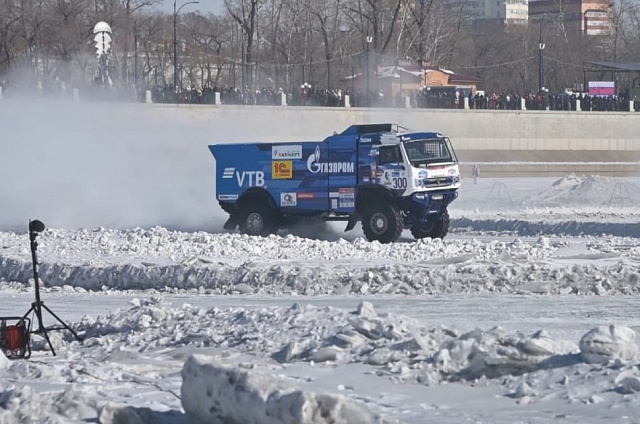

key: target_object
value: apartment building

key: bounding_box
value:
[442,0,529,26]
[441,0,610,34]
[528,0,612,35]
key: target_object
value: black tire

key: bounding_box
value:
[238,202,276,236]
[361,203,403,243]
[411,209,450,240]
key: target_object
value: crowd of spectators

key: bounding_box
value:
[149,85,409,108]
[2,79,639,112]
[147,84,640,112]
[415,88,640,112]
[150,85,352,107]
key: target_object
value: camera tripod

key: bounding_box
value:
[22,220,83,356]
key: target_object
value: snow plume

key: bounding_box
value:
[0,100,226,232]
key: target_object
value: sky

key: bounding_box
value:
[156,0,224,15]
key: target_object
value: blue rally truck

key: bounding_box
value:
[209,124,460,243]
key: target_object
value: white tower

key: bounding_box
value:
[93,22,113,87]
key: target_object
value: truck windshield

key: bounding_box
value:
[403,138,453,166]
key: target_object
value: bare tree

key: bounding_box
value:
[400,0,461,66]
[0,2,23,81]
[225,0,262,90]
[182,12,232,88]
[310,0,344,89]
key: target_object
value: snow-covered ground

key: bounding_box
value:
[2,173,640,423]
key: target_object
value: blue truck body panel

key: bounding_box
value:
[209,139,359,214]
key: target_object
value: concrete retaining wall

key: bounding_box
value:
[142,104,640,177]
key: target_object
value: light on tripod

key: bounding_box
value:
[1,219,83,359]
[29,219,45,234]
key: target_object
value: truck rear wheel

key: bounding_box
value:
[411,209,450,240]
[362,204,403,243]
[238,203,276,237]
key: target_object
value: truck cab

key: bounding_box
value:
[209,123,460,243]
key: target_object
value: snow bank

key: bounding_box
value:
[80,299,639,406]
[450,175,640,237]
[0,350,9,371]
[181,354,390,424]
[2,227,640,295]
[524,174,640,207]
[2,297,640,422]
[269,302,579,383]
[0,385,97,423]
[77,298,585,385]
[19,297,582,386]
[579,325,638,364]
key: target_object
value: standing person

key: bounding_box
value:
[472,164,480,184]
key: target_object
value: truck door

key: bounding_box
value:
[327,137,358,213]
[291,143,329,212]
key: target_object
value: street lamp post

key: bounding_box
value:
[300,82,311,106]
[173,0,199,97]
[365,35,373,106]
[538,18,546,93]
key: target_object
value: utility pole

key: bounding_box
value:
[173,0,199,97]
[538,17,546,93]
[134,20,138,90]
[366,35,372,106]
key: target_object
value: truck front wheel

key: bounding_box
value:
[411,209,450,240]
[238,203,276,237]
[362,204,403,243]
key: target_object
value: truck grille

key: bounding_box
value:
[426,177,450,187]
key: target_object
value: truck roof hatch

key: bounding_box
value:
[339,124,393,136]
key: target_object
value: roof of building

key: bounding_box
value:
[584,61,640,72]
[340,65,482,85]
[374,65,482,83]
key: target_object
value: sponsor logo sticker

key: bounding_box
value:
[222,167,235,179]
[272,161,293,179]
[307,146,355,174]
[218,194,238,201]
[281,192,297,206]
[298,192,315,200]
[339,188,355,208]
[235,171,265,187]
[272,145,302,160]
